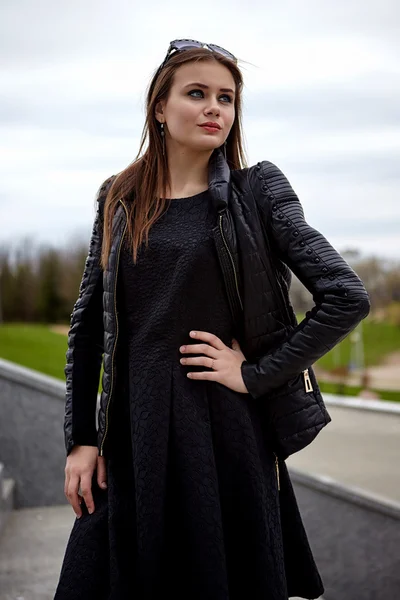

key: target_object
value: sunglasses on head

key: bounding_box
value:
[157,38,237,74]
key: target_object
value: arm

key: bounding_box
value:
[64,176,114,456]
[241,160,371,399]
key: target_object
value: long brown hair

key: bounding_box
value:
[100,47,249,269]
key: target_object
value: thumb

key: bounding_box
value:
[97,456,107,489]
[231,338,240,350]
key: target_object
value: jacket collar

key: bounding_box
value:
[118,148,231,213]
[208,148,231,212]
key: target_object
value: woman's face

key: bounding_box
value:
[156,60,236,154]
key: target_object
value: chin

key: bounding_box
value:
[176,137,222,154]
[194,141,222,153]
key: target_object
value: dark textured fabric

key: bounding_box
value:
[63,151,370,461]
[63,176,114,455]
[55,190,324,599]
[60,151,371,598]
[239,160,371,398]
[63,181,108,454]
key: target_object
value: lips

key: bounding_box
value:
[199,122,221,130]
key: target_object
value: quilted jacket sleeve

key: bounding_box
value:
[63,176,114,456]
[240,160,371,399]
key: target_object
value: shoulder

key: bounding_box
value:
[242,161,298,204]
[95,175,117,220]
[96,175,117,203]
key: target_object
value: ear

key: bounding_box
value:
[154,99,165,124]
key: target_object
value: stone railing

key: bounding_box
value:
[0,357,399,597]
[0,358,69,508]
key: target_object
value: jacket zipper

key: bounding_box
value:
[219,211,243,310]
[99,199,128,456]
[274,453,280,491]
[303,368,313,392]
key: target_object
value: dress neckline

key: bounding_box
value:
[161,189,209,202]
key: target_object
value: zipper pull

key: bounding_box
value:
[274,454,280,491]
[303,368,314,392]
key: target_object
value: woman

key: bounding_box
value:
[55,40,370,600]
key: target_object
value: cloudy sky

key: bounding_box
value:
[1,0,399,259]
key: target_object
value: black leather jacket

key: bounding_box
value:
[64,150,370,457]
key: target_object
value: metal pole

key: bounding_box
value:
[0,268,3,324]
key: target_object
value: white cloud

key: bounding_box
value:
[1,0,399,260]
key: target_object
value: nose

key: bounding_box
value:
[205,97,220,116]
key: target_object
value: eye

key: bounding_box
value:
[188,89,233,103]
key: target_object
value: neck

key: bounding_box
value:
[161,144,213,198]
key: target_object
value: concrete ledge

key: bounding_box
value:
[323,392,400,414]
[289,466,400,521]
[0,360,67,507]
[0,461,15,539]
[0,358,65,399]
[290,465,400,599]
[0,358,102,508]
[1,479,15,513]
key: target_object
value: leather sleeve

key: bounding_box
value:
[241,160,371,399]
[63,176,114,456]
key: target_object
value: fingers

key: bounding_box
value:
[180,334,224,379]
[231,338,240,350]
[181,355,216,369]
[65,468,96,518]
[64,446,99,518]
[97,456,108,490]
[66,473,83,519]
[186,369,217,380]
[64,469,82,504]
[80,473,95,515]
[64,470,69,499]
[188,330,225,350]
[180,343,220,358]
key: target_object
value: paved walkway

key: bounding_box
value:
[0,505,73,600]
[0,504,321,599]
[287,404,400,503]
[3,402,398,599]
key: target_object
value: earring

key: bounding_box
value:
[160,122,165,156]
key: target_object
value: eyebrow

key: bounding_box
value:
[183,82,235,95]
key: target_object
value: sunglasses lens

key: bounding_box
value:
[208,44,236,61]
[163,40,236,68]
[172,40,202,51]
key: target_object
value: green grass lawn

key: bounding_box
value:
[1,318,399,401]
[319,381,400,403]
[296,313,400,370]
[0,323,69,381]
[0,323,105,392]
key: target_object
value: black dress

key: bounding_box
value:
[55,190,320,600]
